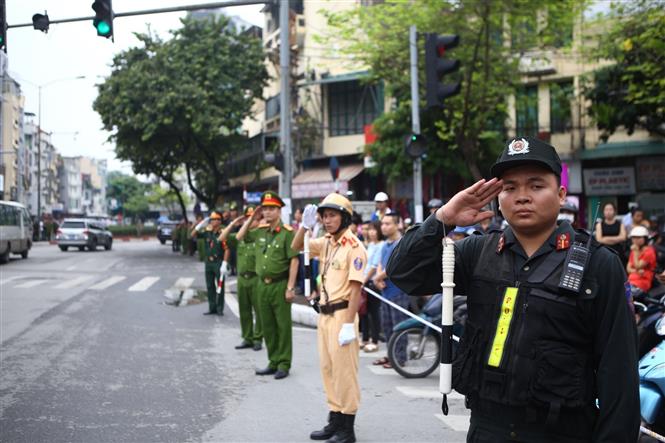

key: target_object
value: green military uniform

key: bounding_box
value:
[201,226,227,314]
[248,192,298,373]
[228,229,262,346]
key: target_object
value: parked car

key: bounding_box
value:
[157,221,180,244]
[56,218,113,252]
[0,201,33,263]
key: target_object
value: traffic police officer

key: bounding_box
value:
[292,193,367,443]
[192,212,230,316]
[386,137,640,442]
[236,191,299,380]
[219,206,263,351]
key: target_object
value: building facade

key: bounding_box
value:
[58,156,107,216]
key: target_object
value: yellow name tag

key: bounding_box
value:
[487,287,518,368]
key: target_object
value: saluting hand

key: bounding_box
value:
[436,178,503,227]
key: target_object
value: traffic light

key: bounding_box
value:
[32,13,50,33]
[0,1,7,53]
[91,0,114,39]
[405,134,427,158]
[424,33,461,108]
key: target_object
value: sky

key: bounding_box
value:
[6,0,264,174]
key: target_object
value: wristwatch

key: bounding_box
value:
[287,287,295,292]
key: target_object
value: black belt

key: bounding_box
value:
[262,275,287,284]
[240,271,256,279]
[319,300,349,315]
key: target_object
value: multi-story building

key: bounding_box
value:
[23,117,61,217]
[0,52,28,204]
[59,156,107,216]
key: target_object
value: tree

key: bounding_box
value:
[147,183,190,218]
[584,0,665,141]
[106,171,148,216]
[94,15,269,208]
[322,0,584,182]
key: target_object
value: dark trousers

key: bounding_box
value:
[380,292,410,362]
[361,285,381,343]
[204,262,224,314]
[467,418,590,443]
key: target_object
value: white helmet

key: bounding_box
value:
[374,192,389,202]
[630,226,649,238]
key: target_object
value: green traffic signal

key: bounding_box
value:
[96,21,111,35]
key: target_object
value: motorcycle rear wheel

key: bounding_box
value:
[387,327,440,379]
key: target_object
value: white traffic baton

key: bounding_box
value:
[304,230,319,313]
[440,237,456,415]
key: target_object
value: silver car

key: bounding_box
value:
[56,218,113,252]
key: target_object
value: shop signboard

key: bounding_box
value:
[583,167,636,196]
[636,156,665,191]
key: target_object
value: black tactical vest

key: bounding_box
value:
[453,230,599,421]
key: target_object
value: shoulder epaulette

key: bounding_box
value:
[257,223,270,229]
[283,224,294,232]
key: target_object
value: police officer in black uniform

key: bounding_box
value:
[386,137,639,442]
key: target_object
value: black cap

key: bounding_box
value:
[490,137,562,178]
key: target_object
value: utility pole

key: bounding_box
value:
[278,0,292,216]
[410,25,424,223]
[37,85,42,225]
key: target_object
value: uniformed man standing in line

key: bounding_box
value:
[219,206,263,351]
[192,212,230,316]
[291,193,367,443]
[386,137,639,442]
[236,192,299,379]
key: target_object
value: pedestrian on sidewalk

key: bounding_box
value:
[236,192,298,380]
[361,220,383,353]
[292,193,367,443]
[191,212,230,316]
[219,206,263,351]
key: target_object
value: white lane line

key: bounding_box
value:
[66,265,77,271]
[365,365,396,376]
[0,276,21,286]
[88,276,126,290]
[54,276,93,289]
[396,386,464,400]
[14,280,50,288]
[434,413,470,432]
[128,276,160,292]
[173,277,194,290]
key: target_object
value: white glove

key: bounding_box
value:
[194,217,210,231]
[302,204,318,230]
[220,261,229,277]
[338,323,356,346]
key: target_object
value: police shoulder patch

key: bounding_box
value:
[353,256,364,271]
[257,223,270,229]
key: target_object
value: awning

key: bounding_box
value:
[578,141,665,160]
[292,164,364,199]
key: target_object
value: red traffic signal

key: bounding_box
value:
[425,33,461,108]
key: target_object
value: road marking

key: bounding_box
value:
[128,276,160,292]
[66,265,77,271]
[0,276,21,286]
[88,276,126,290]
[434,413,470,432]
[14,279,50,288]
[54,276,92,289]
[226,293,240,318]
[365,365,396,376]
[173,277,194,290]
[396,386,464,400]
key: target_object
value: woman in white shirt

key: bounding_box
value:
[360,220,384,352]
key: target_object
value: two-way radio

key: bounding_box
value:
[558,202,601,293]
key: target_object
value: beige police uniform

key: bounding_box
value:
[309,228,367,415]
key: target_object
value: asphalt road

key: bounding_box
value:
[0,240,470,442]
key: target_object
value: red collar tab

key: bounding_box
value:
[341,237,347,246]
[556,232,571,251]
[274,226,281,233]
[496,235,505,254]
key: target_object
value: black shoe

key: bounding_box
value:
[310,411,341,440]
[326,414,355,443]
[217,311,224,316]
[235,341,253,350]
[274,369,289,380]
[203,311,217,315]
[255,367,277,376]
[253,342,262,351]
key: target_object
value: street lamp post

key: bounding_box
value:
[35,75,85,231]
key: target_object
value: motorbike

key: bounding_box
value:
[638,311,665,442]
[387,293,466,379]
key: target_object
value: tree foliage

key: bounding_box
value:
[322,0,584,181]
[106,171,149,219]
[94,15,268,208]
[584,0,665,140]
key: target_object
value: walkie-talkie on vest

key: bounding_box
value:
[558,202,600,292]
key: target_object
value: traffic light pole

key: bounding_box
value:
[7,0,268,29]
[278,0,292,218]
[410,25,424,224]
